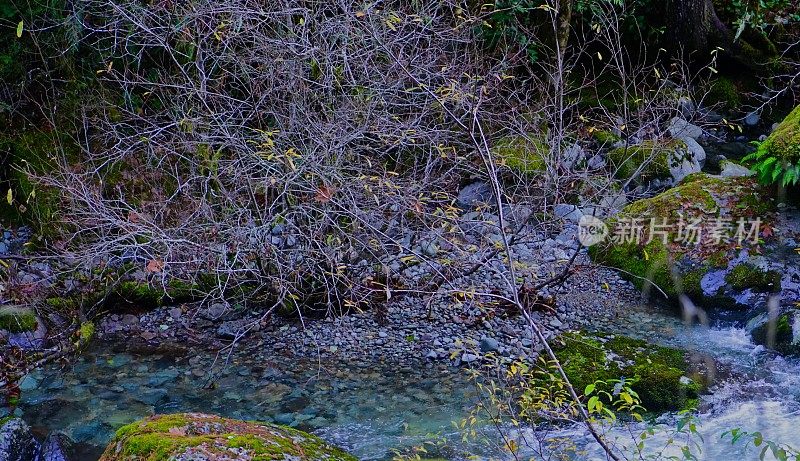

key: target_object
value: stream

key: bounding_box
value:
[13,297,800,461]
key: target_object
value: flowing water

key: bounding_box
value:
[14,301,800,460]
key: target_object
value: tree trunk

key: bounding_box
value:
[666,0,729,60]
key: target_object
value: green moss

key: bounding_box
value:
[101,413,356,461]
[0,306,37,333]
[553,332,702,413]
[592,129,622,146]
[608,139,687,182]
[725,263,781,292]
[590,174,775,303]
[760,104,800,163]
[493,135,548,173]
[706,77,741,111]
[79,321,95,343]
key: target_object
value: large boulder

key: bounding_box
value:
[608,139,703,185]
[99,413,356,461]
[0,418,40,461]
[760,105,800,165]
[588,174,778,305]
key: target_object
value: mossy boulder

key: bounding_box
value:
[705,77,742,111]
[0,306,37,333]
[749,310,800,356]
[493,135,548,173]
[758,104,800,164]
[608,139,700,184]
[725,263,781,293]
[589,174,776,303]
[553,331,703,413]
[99,413,356,461]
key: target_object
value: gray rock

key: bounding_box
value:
[201,303,227,320]
[479,337,500,353]
[563,143,584,169]
[587,154,606,170]
[0,418,39,461]
[553,204,584,223]
[168,308,183,320]
[744,111,760,126]
[39,433,75,461]
[720,161,754,178]
[667,117,703,140]
[681,136,706,163]
[457,181,493,209]
[421,240,439,258]
[461,353,479,363]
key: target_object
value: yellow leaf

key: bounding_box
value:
[16,21,23,38]
[6,188,12,205]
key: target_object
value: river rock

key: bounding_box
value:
[98,413,356,461]
[457,181,493,209]
[39,433,76,461]
[0,418,39,461]
[479,336,500,353]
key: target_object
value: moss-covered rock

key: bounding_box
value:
[493,135,548,173]
[0,306,37,333]
[749,311,800,356]
[705,77,742,111]
[553,331,703,413]
[589,174,776,302]
[758,104,800,164]
[608,139,699,183]
[100,413,356,461]
[725,263,781,292]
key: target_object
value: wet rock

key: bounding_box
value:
[39,433,76,461]
[744,111,760,126]
[0,418,39,461]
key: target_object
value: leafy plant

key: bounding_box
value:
[743,141,800,187]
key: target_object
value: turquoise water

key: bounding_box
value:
[17,342,478,460]
[16,301,800,460]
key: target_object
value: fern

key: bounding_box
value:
[743,142,800,187]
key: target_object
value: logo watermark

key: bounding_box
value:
[578,216,763,247]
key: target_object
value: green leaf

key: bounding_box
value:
[584,383,595,395]
[16,20,23,38]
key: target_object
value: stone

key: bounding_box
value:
[479,337,500,353]
[39,433,76,461]
[201,302,227,320]
[168,308,183,320]
[667,117,703,140]
[720,161,754,178]
[461,352,479,363]
[98,413,356,461]
[0,418,39,461]
[744,111,760,126]
[457,181,493,209]
[553,204,584,223]
[420,240,439,257]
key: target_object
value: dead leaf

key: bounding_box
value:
[146,259,164,273]
[314,184,336,203]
